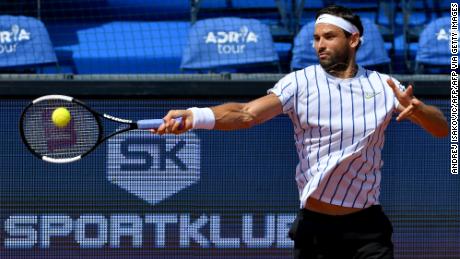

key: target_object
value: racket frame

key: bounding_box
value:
[20,95,139,163]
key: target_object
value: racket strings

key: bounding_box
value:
[21,100,100,159]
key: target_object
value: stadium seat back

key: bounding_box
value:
[181,17,280,72]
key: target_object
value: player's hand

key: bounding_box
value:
[151,109,193,135]
[387,78,425,122]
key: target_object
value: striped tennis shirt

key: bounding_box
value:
[268,64,405,209]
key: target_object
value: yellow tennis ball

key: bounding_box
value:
[51,107,71,128]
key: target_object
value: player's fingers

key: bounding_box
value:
[396,105,414,121]
[165,110,192,123]
[386,78,396,87]
[174,117,193,135]
[163,110,178,125]
[171,115,193,134]
[161,109,195,135]
[168,110,193,133]
[161,110,181,131]
[172,127,188,135]
[411,98,423,108]
[156,125,166,135]
[403,98,424,119]
[172,118,184,131]
[386,78,400,96]
[405,85,414,97]
[170,118,180,132]
[156,118,171,135]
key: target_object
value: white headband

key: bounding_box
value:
[315,14,359,34]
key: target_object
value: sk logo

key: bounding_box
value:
[107,129,201,206]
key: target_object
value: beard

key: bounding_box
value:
[318,49,350,73]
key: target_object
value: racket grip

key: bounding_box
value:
[137,118,182,130]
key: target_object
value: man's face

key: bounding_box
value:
[313,23,352,70]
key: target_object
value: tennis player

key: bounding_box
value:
[154,5,448,259]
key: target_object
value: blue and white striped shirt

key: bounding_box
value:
[268,65,405,209]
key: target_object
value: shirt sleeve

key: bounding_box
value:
[267,72,297,114]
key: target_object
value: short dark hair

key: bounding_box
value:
[315,5,364,39]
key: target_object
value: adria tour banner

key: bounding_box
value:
[0,98,457,259]
[0,15,56,68]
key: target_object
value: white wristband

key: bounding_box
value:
[187,107,215,129]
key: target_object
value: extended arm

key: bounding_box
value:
[387,78,449,138]
[154,93,283,134]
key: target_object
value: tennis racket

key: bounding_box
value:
[19,95,181,163]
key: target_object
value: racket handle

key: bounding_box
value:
[137,118,182,130]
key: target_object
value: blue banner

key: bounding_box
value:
[0,15,56,68]
[181,17,279,70]
[416,16,451,66]
[0,98,456,258]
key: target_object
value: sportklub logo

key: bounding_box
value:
[107,130,201,206]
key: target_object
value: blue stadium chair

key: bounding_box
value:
[181,17,280,73]
[107,0,189,11]
[51,22,190,74]
[191,0,292,42]
[291,18,390,72]
[295,0,389,24]
[0,15,57,73]
[191,0,289,21]
[398,0,438,72]
[40,0,107,22]
[415,16,451,74]
[393,34,418,73]
[42,0,193,21]
[432,0,452,17]
[294,0,396,56]
[106,0,190,20]
[291,21,316,70]
[327,0,380,21]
